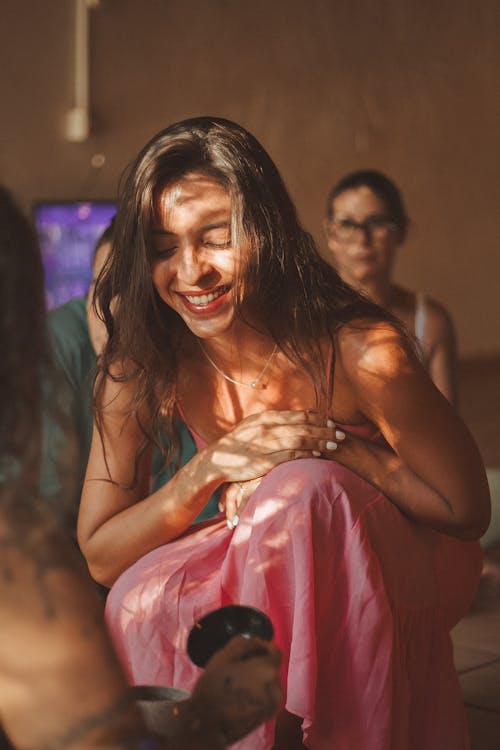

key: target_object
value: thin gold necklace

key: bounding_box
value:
[197,340,278,388]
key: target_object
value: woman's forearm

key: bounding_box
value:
[80,449,225,587]
[333,437,490,539]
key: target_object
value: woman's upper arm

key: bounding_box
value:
[337,322,490,532]
[425,301,458,407]
[77,374,152,548]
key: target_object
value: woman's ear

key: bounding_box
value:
[322,217,334,244]
[397,217,410,245]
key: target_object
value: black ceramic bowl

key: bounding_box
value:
[187,605,274,668]
[132,685,190,736]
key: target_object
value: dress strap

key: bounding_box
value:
[175,402,207,451]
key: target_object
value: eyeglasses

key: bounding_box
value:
[329,217,399,243]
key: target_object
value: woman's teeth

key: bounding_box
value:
[185,288,226,306]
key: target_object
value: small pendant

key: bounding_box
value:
[250,381,257,388]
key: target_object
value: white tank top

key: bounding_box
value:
[414,292,428,365]
[414,292,427,347]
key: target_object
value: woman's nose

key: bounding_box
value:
[351,225,373,247]
[177,245,213,285]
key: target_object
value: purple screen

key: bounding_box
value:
[33,201,117,310]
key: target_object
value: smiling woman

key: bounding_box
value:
[150,173,237,340]
[78,117,490,750]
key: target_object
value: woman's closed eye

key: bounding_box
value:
[203,239,232,249]
[154,245,178,259]
[202,224,232,249]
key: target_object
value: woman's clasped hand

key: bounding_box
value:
[214,411,346,526]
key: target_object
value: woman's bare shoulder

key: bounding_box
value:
[334,319,416,381]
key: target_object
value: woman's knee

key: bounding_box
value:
[252,459,380,519]
[252,459,344,507]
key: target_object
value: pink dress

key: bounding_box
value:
[105,421,482,749]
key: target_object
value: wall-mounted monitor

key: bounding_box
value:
[33,200,117,310]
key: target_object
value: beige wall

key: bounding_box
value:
[1,0,498,356]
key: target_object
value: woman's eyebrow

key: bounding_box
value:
[201,221,230,232]
[151,221,230,236]
[151,228,176,236]
[334,212,390,221]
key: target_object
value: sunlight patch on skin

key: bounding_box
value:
[210,450,249,469]
[154,172,249,274]
[155,173,228,222]
[341,322,416,389]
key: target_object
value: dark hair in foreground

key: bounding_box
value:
[0,187,47,490]
[96,117,404,471]
[0,187,79,558]
[325,169,409,230]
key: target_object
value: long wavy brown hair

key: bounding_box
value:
[95,117,404,475]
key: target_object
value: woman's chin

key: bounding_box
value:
[181,311,237,340]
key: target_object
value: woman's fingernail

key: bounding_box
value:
[312,450,321,457]
[326,441,338,451]
[232,514,239,527]
[335,430,346,441]
[327,419,335,428]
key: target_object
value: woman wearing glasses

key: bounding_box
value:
[323,170,458,405]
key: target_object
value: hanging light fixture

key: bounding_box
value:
[64,0,100,142]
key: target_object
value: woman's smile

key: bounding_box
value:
[176,284,232,314]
